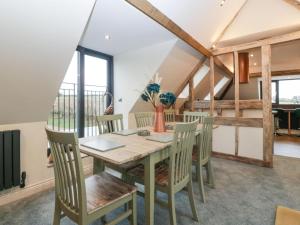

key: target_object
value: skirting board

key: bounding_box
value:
[212,151,272,168]
[0,165,93,207]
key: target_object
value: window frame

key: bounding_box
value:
[260,78,300,106]
[76,46,114,137]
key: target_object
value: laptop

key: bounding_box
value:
[81,138,125,152]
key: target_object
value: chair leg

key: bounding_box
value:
[129,192,137,225]
[168,193,177,225]
[53,198,61,225]
[206,159,215,189]
[198,165,206,203]
[187,180,199,222]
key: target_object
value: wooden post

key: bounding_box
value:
[188,79,195,111]
[210,56,215,115]
[234,51,240,156]
[261,45,273,167]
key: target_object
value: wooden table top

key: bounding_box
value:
[79,123,213,165]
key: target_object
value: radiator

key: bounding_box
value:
[0,130,20,191]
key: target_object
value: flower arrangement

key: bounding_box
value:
[140,73,176,108]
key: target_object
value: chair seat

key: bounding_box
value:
[128,163,169,187]
[85,172,136,214]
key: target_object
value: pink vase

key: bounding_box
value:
[154,105,166,132]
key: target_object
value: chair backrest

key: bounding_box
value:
[197,117,214,163]
[183,111,209,123]
[96,114,124,134]
[45,128,86,216]
[294,108,300,119]
[134,112,154,128]
[169,121,198,187]
[164,109,176,122]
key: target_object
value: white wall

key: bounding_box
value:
[0,0,95,125]
[0,121,93,205]
[114,39,177,128]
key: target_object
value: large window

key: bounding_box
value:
[260,79,300,105]
[47,46,113,137]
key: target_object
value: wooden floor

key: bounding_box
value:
[274,135,300,158]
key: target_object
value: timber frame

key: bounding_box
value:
[210,30,300,168]
[125,0,300,168]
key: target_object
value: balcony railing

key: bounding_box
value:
[47,82,107,136]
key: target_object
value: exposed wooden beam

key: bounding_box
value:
[212,152,271,167]
[194,100,263,110]
[283,0,300,10]
[217,78,233,100]
[212,0,249,46]
[214,56,234,77]
[125,0,211,57]
[250,69,300,77]
[188,79,195,111]
[210,56,215,115]
[261,45,273,168]
[175,57,207,96]
[214,117,263,128]
[234,51,240,156]
[213,30,300,55]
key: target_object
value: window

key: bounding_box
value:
[47,46,113,137]
[260,79,300,105]
[279,79,300,104]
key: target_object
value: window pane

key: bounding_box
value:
[84,55,108,137]
[48,52,78,132]
[279,79,300,104]
[272,82,276,103]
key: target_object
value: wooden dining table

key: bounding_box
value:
[79,123,216,225]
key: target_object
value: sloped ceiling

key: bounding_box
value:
[219,0,300,46]
[0,0,96,125]
[147,0,247,48]
[80,0,175,55]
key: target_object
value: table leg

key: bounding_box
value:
[288,111,291,135]
[93,158,105,174]
[144,155,155,225]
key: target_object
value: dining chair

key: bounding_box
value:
[192,116,214,203]
[95,114,141,179]
[164,109,176,122]
[128,121,199,225]
[45,128,137,225]
[183,111,209,123]
[96,114,123,134]
[134,112,154,128]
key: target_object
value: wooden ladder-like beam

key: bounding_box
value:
[175,57,207,97]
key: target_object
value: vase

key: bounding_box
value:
[154,105,166,132]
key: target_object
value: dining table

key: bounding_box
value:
[79,122,217,225]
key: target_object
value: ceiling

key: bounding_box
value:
[147,0,247,48]
[80,0,300,57]
[80,0,175,55]
[218,0,300,47]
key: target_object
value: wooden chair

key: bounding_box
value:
[45,128,137,225]
[192,116,215,203]
[95,114,141,178]
[164,109,176,122]
[183,111,209,123]
[96,114,123,134]
[128,121,199,225]
[134,112,154,128]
